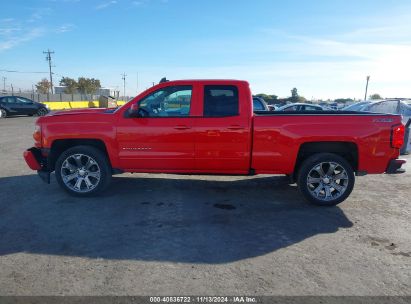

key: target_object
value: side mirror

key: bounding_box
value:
[130,103,139,112]
[128,103,149,118]
[129,103,139,117]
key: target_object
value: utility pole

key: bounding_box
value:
[43,49,55,94]
[364,75,370,100]
[2,76,6,92]
[121,73,127,101]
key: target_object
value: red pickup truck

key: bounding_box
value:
[24,79,406,206]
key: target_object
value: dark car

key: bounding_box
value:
[0,96,49,118]
[276,103,325,111]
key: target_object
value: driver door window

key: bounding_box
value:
[16,97,31,104]
[139,86,192,117]
[304,105,322,111]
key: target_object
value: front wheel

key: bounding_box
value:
[297,153,355,206]
[55,145,112,196]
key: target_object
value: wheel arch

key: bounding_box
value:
[48,138,112,171]
[294,141,359,179]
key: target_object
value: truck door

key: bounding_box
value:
[116,85,196,171]
[194,84,251,173]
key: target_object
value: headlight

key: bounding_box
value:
[45,104,50,109]
[33,124,42,144]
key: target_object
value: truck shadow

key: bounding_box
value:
[0,174,353,263]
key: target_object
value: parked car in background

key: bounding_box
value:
[342,101,373,112]
[0,96,49,118]
[344,99,411,154]
[362,99,411,119]
[252,96,270,111]
[276,103,325,111]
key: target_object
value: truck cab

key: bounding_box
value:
[115,80,253,174]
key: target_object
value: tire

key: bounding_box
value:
[35,108,48,116]
[0,108,7,118]
[55,145,112,196]
[297,153,355,206]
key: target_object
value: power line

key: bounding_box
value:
[0,69,48,74]
[43,49,55,94]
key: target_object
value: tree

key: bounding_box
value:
[35,78,51,94]
[370,93,382,100]
[255,93,278,104]
[77,77,101,94]
[59,77,78,94]
[290,88,298,103]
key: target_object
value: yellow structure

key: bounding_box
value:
[41,101,127,110]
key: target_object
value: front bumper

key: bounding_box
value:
[386,159,406,174]
[23,148,50,184]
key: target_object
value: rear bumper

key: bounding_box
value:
[386,159,406,174]
[23,148,50,184]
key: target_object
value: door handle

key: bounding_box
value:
[227,125,245,130]
[174,125,191,130]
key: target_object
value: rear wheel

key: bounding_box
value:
[297,153,355,206]
[0,108,7,118]
[55,145,112,196]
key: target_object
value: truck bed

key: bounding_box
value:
[251,111,402,175]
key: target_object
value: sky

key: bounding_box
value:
[1,0,411,100]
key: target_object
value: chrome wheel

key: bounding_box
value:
[60,154,101,193]
[0,109,6,118]
[306,161,349,202]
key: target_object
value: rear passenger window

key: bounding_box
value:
[204,85,239,117]
[284,105,298,111]
[1,97,15,104]
[304,105,321,111]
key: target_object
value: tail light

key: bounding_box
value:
[391,124,405,149]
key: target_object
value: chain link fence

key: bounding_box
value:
[0,91,133,102]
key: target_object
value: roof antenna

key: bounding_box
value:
[159,77,168,84]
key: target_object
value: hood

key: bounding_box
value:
[51,108,110,116]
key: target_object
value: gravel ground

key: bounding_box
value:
[0,116,410,296]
